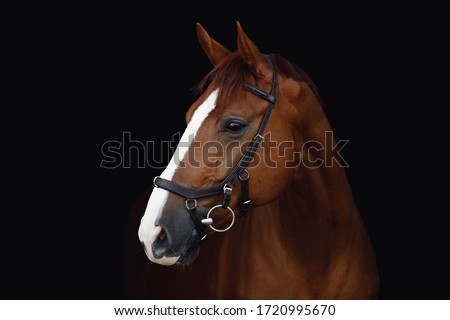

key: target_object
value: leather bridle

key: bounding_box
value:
[153,54,277,241]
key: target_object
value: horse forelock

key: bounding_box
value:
[194,52,321,109]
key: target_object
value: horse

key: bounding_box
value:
[126,22,379,299]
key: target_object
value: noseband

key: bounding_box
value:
[153,54,277,241]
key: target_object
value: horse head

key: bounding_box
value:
[138,22,319,265]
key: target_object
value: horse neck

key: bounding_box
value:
[291,82,357,227]
[256,156,359,255]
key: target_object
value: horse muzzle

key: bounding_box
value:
[138,206,202,265]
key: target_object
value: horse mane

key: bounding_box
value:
[195,52,321,108]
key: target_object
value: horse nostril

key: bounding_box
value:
[152,225,173,258]
[155,226,170,245]
[158,228,167,241]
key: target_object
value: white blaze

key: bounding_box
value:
[138,90,218,265]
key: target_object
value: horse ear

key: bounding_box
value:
[236,21,272,81]
[196,23,231,66]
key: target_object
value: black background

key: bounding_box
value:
[3,4,448,299]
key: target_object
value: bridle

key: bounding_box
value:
[153,54,277,241]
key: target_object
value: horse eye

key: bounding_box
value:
[225,120,246,133]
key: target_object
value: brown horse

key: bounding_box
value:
[127,22,379,299]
